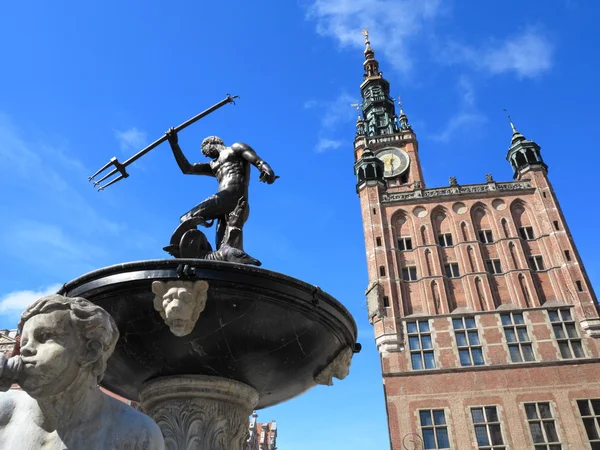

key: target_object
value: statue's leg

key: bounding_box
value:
[180,192,237,224]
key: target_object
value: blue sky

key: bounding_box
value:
[1,1,599,448]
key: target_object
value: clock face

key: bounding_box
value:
[377,147,410,178]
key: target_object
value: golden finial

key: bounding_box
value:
[362,28,369,43]
[351,102,362,120]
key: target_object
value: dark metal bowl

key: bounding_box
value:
[59,259,359,409]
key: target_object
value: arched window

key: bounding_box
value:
[472,206,493,244]
[420,225,428,245]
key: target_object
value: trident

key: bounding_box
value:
[89,94,239,191]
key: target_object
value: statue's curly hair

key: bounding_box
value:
[19,294,119,383]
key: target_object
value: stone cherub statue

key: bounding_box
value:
[152,280,209,337]
[0,294,164,450]
[163,129,277,264]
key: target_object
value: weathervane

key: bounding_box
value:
[361,28,369,43]
[351,102,362,120]
[503,108,517,132]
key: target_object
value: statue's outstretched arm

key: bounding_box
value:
[166,128,214,177]
[231,142,277,184]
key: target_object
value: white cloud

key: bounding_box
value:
[430,112,487,143]
[306,0,443,73]
[441,30,554,78]
[482,30,553,78]
[315,138,344,153]
[0,284,62,316]
[115,127,147,151]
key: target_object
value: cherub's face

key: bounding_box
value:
[161,287,198,336]
[19,310,81,398]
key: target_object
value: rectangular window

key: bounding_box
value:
[471,406,506,449]
[564,250,571,261]
[549,308,585,359]
[478,230,494,244]
[524,402,562,449]
[407,320,435,370]
[379,266,386,277]
[453,317,484,366]
[529,255,545,271]
[486,259,502,275]
[438,233,453,247]
[576,399,600,448]
[444,263,460,278]
[398,236,413,251]
[553,220,560,231]
[576,281,583,292]
[419,409,450,449]
[383,296,390,307]
[376,237,382,247]
[501,312,535,362]
[519,226,535,240]
[402,266,418,282]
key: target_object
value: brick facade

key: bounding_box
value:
[354,36,600,449]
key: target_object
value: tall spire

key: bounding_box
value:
[397,96,411,130]
[361,29,380,78]
[504,108,525,145]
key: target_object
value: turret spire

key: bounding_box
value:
[504,110,547,179]
[397,96,411,130]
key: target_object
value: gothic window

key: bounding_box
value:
[486,260,502,275]
[501,313,535,362]
[419,409,450,449]
[576,399,600,448]
[524,402,562,449]
[453,317,484,366]
[471,406,506,449]
[528,256,545,271]
[516,152,527,167]
[421,225,428,245]
[444,263,460,278]
[501,218,510,238]
[407,320,435,370]
[402,266,418,281]
[525,149,537,163]
[432,281,441,315]
[398,237,413,251]
[425,249,433,276]
[438,233,453,247]
[549,308,585,359]
[478,230,494,244]
[519,226,535,240]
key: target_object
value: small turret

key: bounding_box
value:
[504,111,547,179]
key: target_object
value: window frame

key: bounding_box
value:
[402,266,418,282]
[438,233,454,247]
[444,262,460,278]
[478,229,494,244]
[501,312,535,363]
[529,255,545,271]
[470,405,506,449]
[453,316,485,367]
[523,401,562,449]
[419,408,451,449]
[519,226,535,240]
[548,308,585,359]
[398,236,413,251]
[576,398,600,448]
[406,319,436,370]
[486,259,502,275]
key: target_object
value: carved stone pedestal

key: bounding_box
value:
[140,375,259,450]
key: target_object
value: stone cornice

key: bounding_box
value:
[382,180,533,204]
